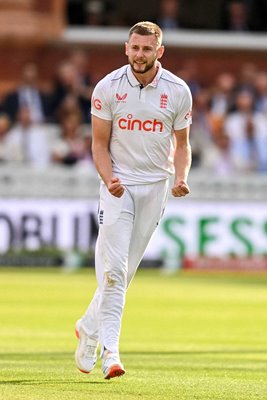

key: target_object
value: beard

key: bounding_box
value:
[129,57,157,74]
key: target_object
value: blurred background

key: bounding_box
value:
[0,0,267,272]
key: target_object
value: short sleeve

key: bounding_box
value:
[173,85,193,131]
[91,79,112,121]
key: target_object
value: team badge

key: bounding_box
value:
[160,93,168,109]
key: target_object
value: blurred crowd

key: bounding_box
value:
[180,61,267,175]
[0,49,95,171]
[67,0,267,32]
[1,48,267,176]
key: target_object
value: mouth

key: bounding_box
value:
[134,60,146,65]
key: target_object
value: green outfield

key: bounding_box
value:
[0,267,267,400]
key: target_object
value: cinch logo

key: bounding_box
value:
[118,114,163,133]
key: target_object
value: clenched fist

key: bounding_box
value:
[107,177,125,198]
[171,180,190,197]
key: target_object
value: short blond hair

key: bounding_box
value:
[128,21,163,47]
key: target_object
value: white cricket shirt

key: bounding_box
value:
[91,63,192,184]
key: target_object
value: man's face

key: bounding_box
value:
[125,33,164,75]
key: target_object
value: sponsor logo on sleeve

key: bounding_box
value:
[185,110,192,120]
[93,97,102,110]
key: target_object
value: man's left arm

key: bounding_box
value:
[171,126,192,197]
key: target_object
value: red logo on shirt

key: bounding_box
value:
[118,114,163,133]
[116,93,128,102]
[185,110,192,120]
[93,97,102,110]
[160,93,168,109]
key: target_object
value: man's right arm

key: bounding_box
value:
[91,115,124,197]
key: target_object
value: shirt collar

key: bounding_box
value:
[127,62,163,88]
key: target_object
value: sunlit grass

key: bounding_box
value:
[0,268,267,399]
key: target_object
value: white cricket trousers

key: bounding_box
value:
[80,179,169,355]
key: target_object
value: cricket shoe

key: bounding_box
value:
[75,319,98,374]
[102,350,125,380]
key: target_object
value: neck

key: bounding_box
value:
[132,64,159,87]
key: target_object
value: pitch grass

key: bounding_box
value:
[0,268,267,400]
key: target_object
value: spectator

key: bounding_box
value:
[201,129,244,175]
[56,94,83,123]
[0,113,12,162]
[65,0,266,30]
[4,105,51,168]
[189,89,214,167]
[156,0,181,29]
[51,113,93,168]
[254,71,267,114]
[50,60,78,121]
[69,49,94,89]
[69,48,94,116]
[2,63,51,123]
[176,60,201,97]
[85,0,106,26]
[224,89,267,172]
[51,60,91,124]
[210,72,237,116]
[222,0,250,31]
[237,62,258,92]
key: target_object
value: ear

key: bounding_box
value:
[125,42,128,56]
[157,45,165,60]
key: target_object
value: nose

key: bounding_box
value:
[136,48,144,58]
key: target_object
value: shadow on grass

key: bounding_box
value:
[0,352,72,360]
[122,349,267,355]
[0,379,105,385]
[1,350,267,379]
[1,349,267,360]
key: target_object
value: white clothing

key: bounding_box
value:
[80,63,192,357]
[19,86,44,123]
[224,111,267,172]
[91,63,192,184]
[201,144,243,175]
[5,123,50,167]
[81,180,169,353]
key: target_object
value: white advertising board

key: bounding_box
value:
[0,199,266,260]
